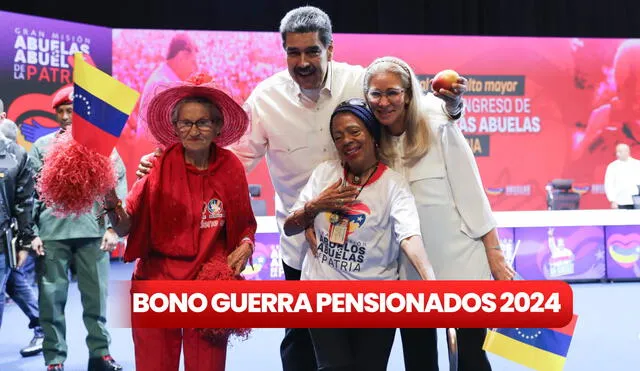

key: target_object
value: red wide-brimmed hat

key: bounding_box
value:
[142,73,248,148]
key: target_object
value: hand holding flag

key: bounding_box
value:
[36,53,139,216]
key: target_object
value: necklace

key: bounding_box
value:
[351,163,378,199]
[350,162,378,185]
[330,162,379,225]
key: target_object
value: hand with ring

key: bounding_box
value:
[310,179,359,214]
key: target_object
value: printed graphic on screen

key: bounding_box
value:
[332,34,640,211]
[605,225,640,279]
[0,11,112,152]
[241,233,284,280]
[111,29,285,207]
[110,30,640,213]
[497,227,516,267]
[514,226,606,280]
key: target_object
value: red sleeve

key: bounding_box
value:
[122,176,151,262]
[228,151,257,246]
[125,176,148,217]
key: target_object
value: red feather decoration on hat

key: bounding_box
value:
[36,130,116,217]
[187,72,214,85]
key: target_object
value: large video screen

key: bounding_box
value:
[112,30,639,213]
[2,10,638,215]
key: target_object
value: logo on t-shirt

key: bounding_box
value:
[201,198,225,229]
[316,203,372,273]
[325,202,371,233]
[205,199,225,219]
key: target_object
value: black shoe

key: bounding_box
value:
[88,355,122,371]
[20,334,44,357]
[47,364,64,371]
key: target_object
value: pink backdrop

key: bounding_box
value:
[110,31,639,214]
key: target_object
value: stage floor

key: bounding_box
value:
[1,261,638,371]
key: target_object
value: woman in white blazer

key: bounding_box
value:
[362,56,515,371]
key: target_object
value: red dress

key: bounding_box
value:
[124,143,256,371]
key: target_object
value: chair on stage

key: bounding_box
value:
[249,184,267,216]
[545,179,581,210]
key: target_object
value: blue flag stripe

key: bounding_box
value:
[73,84,129,138]
[495,328,572,357]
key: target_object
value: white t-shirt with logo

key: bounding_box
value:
[292,160,422,280]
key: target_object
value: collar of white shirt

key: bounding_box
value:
[294,61,334,104]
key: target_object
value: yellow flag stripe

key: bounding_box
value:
[72,53,139,114]
[483,330,567,371]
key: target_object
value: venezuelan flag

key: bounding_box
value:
[71,53,139,157]
[483,314,578,371]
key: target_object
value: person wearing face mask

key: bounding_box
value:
[28,85,127,371]
[362,57,515,371]
[283,99,435,371]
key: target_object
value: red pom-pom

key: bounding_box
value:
[36,130,117,217]
[195,258,252,346]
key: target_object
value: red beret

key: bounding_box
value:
[52,86,74,109]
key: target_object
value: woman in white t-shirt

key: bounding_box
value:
[362,56,516,371]
[283,98,435,371]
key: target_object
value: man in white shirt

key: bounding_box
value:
[228,7,363,370]
[604,143,640,209]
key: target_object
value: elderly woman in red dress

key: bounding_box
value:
[102,73,256,371]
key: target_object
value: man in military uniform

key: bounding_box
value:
[29,86,127,371]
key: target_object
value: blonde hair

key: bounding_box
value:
[363,57,432,167]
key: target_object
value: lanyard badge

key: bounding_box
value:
[328,214,349,245]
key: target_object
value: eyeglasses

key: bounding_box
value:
[366,88,405,103]
[174,119,218,132]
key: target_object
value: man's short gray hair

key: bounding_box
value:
[279,6,333,48]
[0,119,18,142]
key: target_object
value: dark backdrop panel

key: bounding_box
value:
[3,0,640,38]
